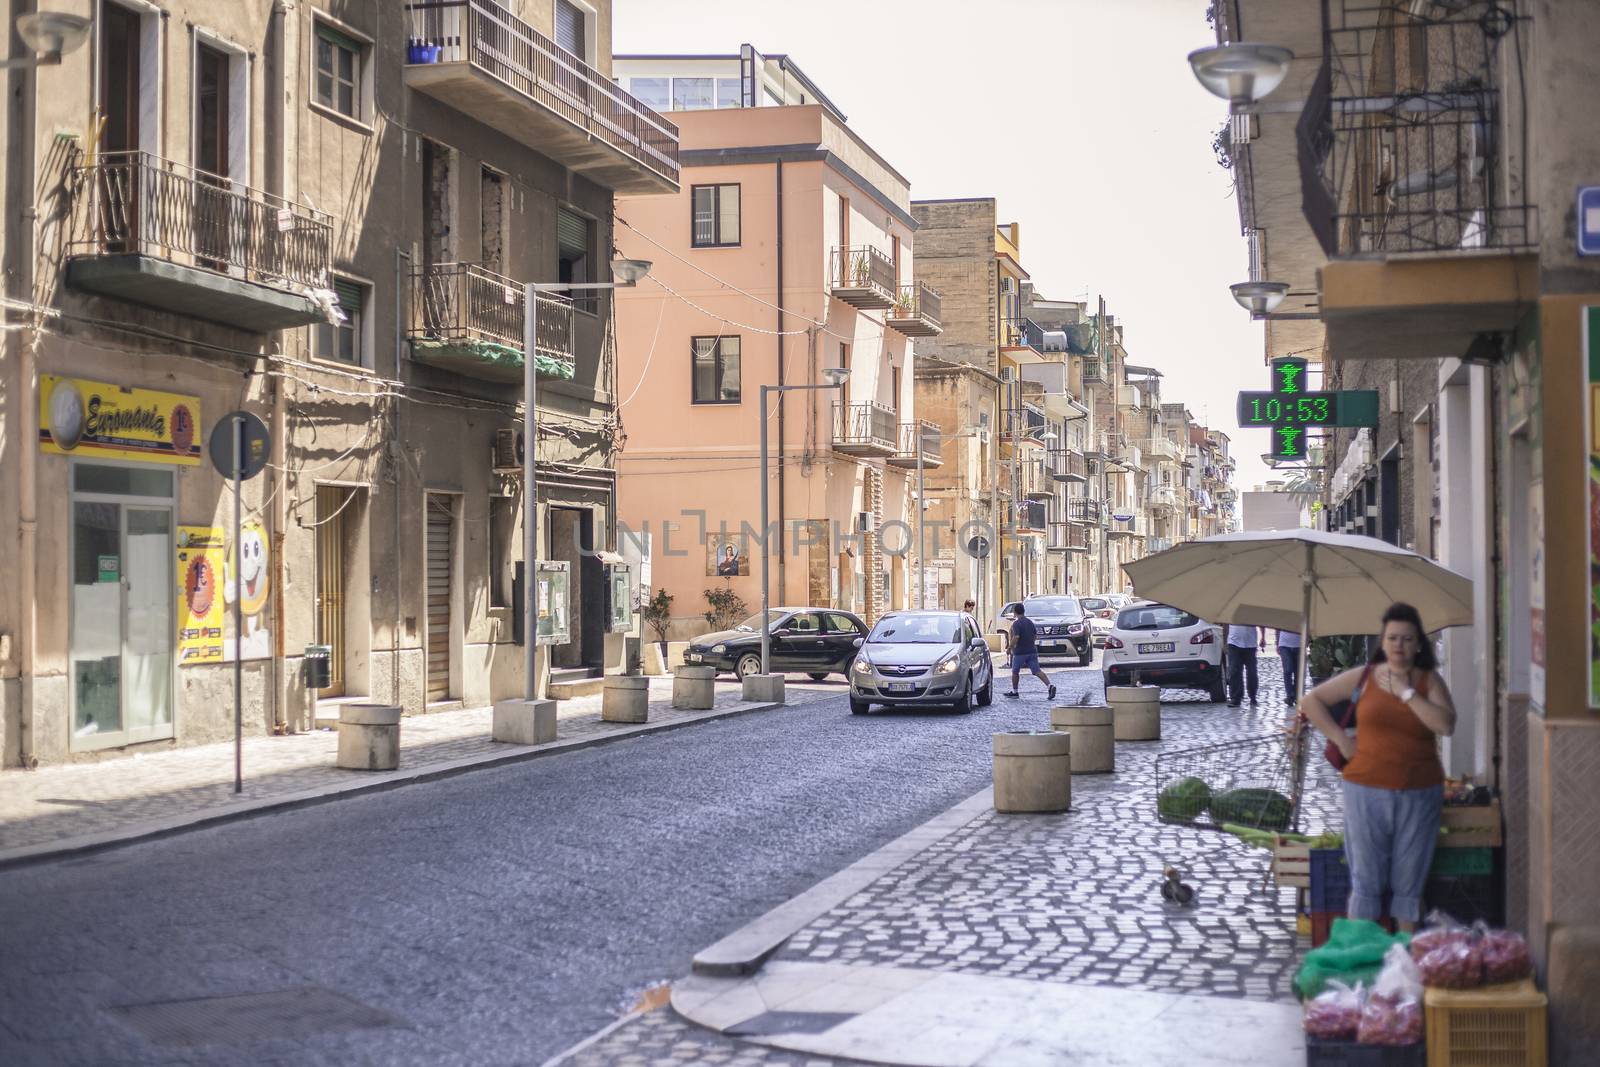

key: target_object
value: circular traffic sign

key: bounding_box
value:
[966,535,991,559]
[208,410,271,481]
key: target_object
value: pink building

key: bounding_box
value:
[614,94,942,643]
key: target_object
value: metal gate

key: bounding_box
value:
[425,494,454,703]
[315,486,347,696]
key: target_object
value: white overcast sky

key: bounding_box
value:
[615,0,1273,491]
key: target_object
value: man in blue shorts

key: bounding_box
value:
[1004,602,1056,700]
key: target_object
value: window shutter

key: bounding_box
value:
[719,186,739,245]
[316,22,364,56]
[334,277,365,316]
[555,0,585,60]
[557,209,590,254]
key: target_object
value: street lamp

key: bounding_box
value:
[1230,281,1290,315]
[1188,43,1294,107]
[1,12,91,69]
[759,366,851,676]
[522,258,652,701]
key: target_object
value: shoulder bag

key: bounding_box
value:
[1324,664,1374,771]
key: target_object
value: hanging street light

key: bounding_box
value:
[1188,43,1294,107]
[1230,280,1290,315]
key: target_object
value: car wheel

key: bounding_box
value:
[952,674,973,714]
[850,697,871,715]
[735,653,763,679]
[807,673,830,681]
[1078,645,1092,667]
[1209,678,1227,703]
[977,672,994,707]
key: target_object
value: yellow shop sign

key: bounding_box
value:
[39,375,201,465]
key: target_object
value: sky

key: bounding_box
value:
[614,0,1274,492]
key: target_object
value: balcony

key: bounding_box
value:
[1117,442,1144,471]
[831,401,897,456]
[1022,459,1054,501]
[1147,485,1181,515]
[1067,499,1104,526]
[1145,536,1173,554]
[885,282,943,337]
[829,246,896,309]
[403,0,678,194]
[1006,500,1047,534]
[1049,522,1090,554]
[1107,514,1145,541]
[1142,436,1184,465]
[1052,448,1088,483]
[887,420,944,470]
[66,152,333,332]
[407,263,574,383]
[1079,355,1106,384]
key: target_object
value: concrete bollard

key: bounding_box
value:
[336,704,402,771]
[602,676,651,723]
[493,698,557,745]
[741,673,785,704]
[666,641,691,670]
[1050,705,1115,773]
[1108,685,1161,741]
[992,731,1072,813]
[672,665,716,710]
[641,642,668,677]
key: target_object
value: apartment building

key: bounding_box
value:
[0,0,676,766]
[613,49,930,638]
[1210,0,1600,1053]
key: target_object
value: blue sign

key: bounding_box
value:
[1579,187,1600,257]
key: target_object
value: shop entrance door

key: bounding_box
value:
[315,486,348,697]
[425,493,455,703]
[70,465,175,751]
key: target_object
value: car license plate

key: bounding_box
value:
[685,653,702,663]
[1139,642,1175,654]
[887,682,915,693]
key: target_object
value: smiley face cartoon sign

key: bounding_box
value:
[223,518,272,661]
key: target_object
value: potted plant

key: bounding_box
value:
[642,587,673,660]
[852,253,870,287]
[702,581,747,632]
[893,289,914,317]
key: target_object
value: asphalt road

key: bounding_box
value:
[0,657,1105,1067]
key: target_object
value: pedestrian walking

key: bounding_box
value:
[1225,624,1264,707]
[1277,627,1304,706]
[1298,603,1457,932]
[1003,602,1056,701]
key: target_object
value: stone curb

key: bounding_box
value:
[690,784,995,977]
[0,695,803,872]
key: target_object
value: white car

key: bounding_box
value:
[1080,596,1115,647]
[1101,602,1226,701]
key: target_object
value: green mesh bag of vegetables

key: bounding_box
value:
[1294,918,1412,999]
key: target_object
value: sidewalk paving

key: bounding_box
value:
[563,658,1335,1066]
[0,676,838,867]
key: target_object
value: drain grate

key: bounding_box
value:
[725,1010,857,1037]
[111,986,404,1047]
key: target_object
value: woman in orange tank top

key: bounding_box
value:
[1299,603,1458,931]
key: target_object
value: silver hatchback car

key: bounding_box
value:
[849,611,995,715]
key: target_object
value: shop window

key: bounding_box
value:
[691,184,740,248]
[317,277,368,366]
[692,336,741,404]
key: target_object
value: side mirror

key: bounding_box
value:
[970,637,988,650]
[772,628,792,638]
[852,637,864,649]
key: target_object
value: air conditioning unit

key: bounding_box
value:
[493,429,522,472]
[1001,277,1015,295]
[998,367,1015,383]
[857,511,876,533]
[977,428,991,445]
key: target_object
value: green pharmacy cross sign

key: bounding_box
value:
[1235,357,1379,460]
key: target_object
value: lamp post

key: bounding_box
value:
[0,12,91,69]
[760,367,850,675]
[523,258,651,701]
[1187,43,1294,108]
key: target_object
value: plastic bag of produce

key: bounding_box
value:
[1304,980,1363,1040]
[1480,929,1533,984]
[1409,910,1470,962]
[1294,918,1411,1000]
[1418,936,1485,989]
[1357,944,1424,1046]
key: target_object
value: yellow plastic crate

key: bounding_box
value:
[1424,979,1547,1067]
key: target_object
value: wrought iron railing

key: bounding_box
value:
[895,420,942,464]
[832,401,897,450]
[1079,355,1106,384]
[403,0,680,187]
[1052,448,1088,481]
[1006,500,1047,532]
[887,281,942,327]
[70,151,332,290]
[829,246,896,301]
[408,262,573,371]
[1068,498,1104,525]
[1304,0,1536,256]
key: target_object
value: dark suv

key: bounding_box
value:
[997,596,1092,665]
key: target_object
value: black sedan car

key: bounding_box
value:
[684,607,868,680]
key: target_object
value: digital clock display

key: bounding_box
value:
[1235,391,1340,426]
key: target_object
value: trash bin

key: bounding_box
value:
[303,645,332,689]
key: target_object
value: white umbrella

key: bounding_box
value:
[1122,528,1473,637]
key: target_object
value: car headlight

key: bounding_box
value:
[934,652,961,674]
[712,643,727,654]
[853,656,873,675]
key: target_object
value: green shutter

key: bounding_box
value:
[557,209,591,254]
[316,22,365,57]
[334,277,365,315]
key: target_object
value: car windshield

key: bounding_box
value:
[734,610,788,632]
[1023,597,1083,620]
[868,613,962,644]
[1116,605,1200,631]
[1079,598,1108,612]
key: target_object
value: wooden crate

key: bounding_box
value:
[1273,836,1311,888]
[1438,799,1502,848]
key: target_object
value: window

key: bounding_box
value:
[630,77,668,109]
[692,336,741,403]
[717,78,743,108]
[892,366,901,413]
[317,277,367,365]
[314,22,363,119]
[555,0,587,62]
[489,496,516,609]
[824,612,864,635]
[691,184,740,247]
[672,77,714,110]
[557,208,597,315]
